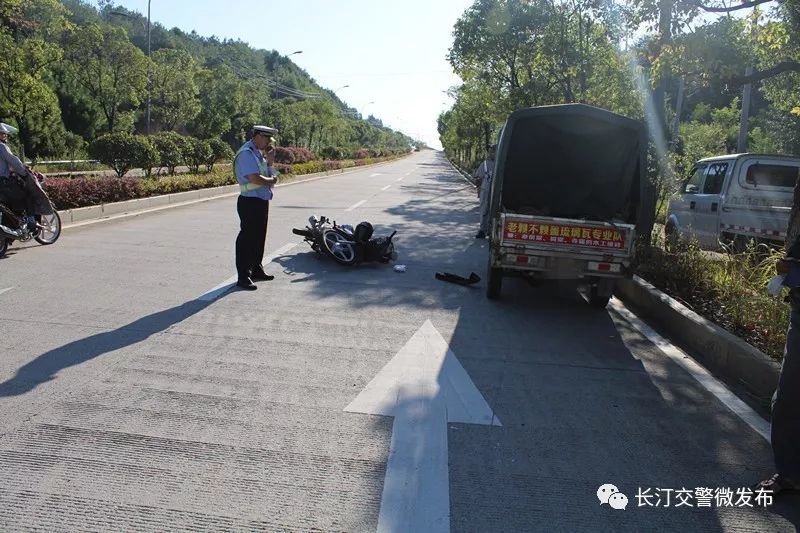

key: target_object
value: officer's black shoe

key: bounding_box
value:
[251,270,274,281]
[236,278,258,290]
[475,231,486,239]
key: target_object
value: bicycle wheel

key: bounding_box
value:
[322,229,357,265]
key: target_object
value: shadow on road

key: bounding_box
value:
[0,297,226,397]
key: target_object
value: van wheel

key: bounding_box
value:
[487,267,503,299]
[732,235,752,254]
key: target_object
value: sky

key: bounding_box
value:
[109,0,475,150]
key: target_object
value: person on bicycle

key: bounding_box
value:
[0,122,37,230]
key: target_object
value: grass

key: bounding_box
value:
[637,234,790,362]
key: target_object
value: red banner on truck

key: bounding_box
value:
[502,220,626,249]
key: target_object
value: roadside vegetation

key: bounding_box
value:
[0,0,421,163]
[43,152,406,210]
[638,236,789,362]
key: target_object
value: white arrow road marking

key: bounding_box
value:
[197,242,298,301]
[346,320,500,533]
[381,185,392,191]
[609,297,770,441]
[0,287,14,296]
[345,200,366,212]
[396,177,405,182]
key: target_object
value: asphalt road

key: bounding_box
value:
[0,151,796,532]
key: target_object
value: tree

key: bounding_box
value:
[63,23,147,133]
[150,49,200,131]
[188,66,241,139]
[0,0,68,158]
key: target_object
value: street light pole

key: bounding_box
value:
[146,0,151,136]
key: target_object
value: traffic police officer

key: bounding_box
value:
[234,125,279,290]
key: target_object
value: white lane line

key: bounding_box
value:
[609,297,771,442]
[0,287,14,296]
[381,185,392,191]
[346,200,367,212]
[396,177,405,182]
[197,242,298,301]
[370,173,383,177]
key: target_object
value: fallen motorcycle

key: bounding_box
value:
[292,215,397,266]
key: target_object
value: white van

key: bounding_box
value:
[666,153,800,250]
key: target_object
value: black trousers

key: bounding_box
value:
[772,306,800,481]
[236,195,270,280]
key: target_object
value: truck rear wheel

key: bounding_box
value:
[588,279,615,309]
[487,267,503,299]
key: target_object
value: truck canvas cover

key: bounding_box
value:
[493,104,648,224]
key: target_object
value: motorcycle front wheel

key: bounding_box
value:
[322,229,357,265]
[35,211,61,245]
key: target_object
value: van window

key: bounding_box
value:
[702,163,728,194]
[684,165,706,194]
[745,164,799,188]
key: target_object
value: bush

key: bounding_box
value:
[291,161,324,175]
[274,163,293,175]
[320,146,347,160]
[182,137,213,173]
[286,146,316,163]
[354,149,370,159]
[274,146,295,164]
[89,133,160,178]
[150,132,186,175]
[139,167,235,195]
[44,176,142,209]
[205,138,234,171]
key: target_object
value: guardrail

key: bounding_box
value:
[25,159,101,166]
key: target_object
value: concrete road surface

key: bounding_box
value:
[0,151,797,532]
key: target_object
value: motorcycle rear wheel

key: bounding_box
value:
[0,238,8,258]
[322,229,357,265]
[35,211,61,245]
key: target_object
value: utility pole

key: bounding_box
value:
[146,0,151,136]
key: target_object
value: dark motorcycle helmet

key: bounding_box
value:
[354,221,374,242]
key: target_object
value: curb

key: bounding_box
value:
[60,157,408,228]
[446,159,477,188]
[615,276,781,402]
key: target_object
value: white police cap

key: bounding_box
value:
[253,125,278,137]
[0,122,18,135]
